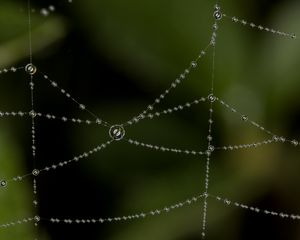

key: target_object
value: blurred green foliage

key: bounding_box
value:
[0,0,300,239]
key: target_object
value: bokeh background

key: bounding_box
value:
[0,0,300,239]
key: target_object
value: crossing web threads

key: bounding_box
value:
[0,0,299,239]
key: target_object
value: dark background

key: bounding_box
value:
[0,0,299,239]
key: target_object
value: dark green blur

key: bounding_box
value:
[0,0,299,239]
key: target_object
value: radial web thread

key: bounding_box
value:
[0,1,299,239]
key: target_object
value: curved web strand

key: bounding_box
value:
[2,140,113,185]
[38,140,112,174]
[222,12,296,39]
[45,193,205,225]
[209,194,300,221]
[215,138,275,151]
[0,1,299,239]
[216,138,300,151]
[35,112,98,125]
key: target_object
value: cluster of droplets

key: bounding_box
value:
[25,63,37,75]
[31,0,74,17]
[0,66,22,75]
[48,194,205,225]
[211,194,300,220]
[40,5,55,17]
[0,111,27,117]
[0,2,299,240]
[216,139,275,151]
[0,140,112,187]
[201,4,222,235]
[127,138,206,155]
[213,4,223,21]
[109,125,125,141]
[224,14,297,39]
[0,217,35,228]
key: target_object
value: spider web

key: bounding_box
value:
[0,0,299,239]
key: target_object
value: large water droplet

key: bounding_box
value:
[109,125,125,141]
[25,64,37,75]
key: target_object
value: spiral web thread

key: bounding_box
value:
[0,1,299,239]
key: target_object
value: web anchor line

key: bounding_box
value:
[26,0,40,233]
[201,4,221,238]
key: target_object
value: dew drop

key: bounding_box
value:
[273,136,279,142]
[40,8,49,17]
[32,169,40,176]
[79,104,86,110]
[25,64,37,75]
[191,61,197,68]
[207,135,213,141]
[213,11,222,20]
[34,216,40,222]
[0,180,7,188]
[29,110,37,118]
[212,23,218,30]
[214,4,220,11]
[109,125,125,141]
[291,140,299,146]
[208,94,216,102]
[241,115,248,121]
[49,5,55,12]
[208,145,215,152]
[232,16,238,22]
